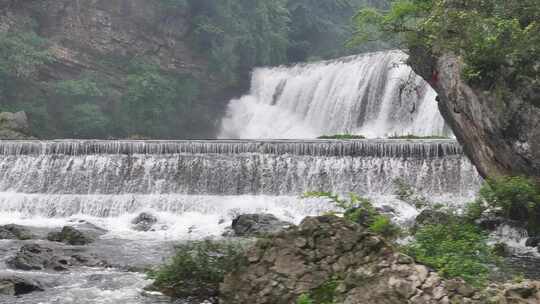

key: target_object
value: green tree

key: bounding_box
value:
[350,0,540,92]
[120,60,200,138]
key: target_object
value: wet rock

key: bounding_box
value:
[7,243,108,271]
[476,215,525,232]
[526,237,540,248]
[0,224,34,240]
[132,213,158,232]
[0,276,43,296]
[7,244,68,271]
[230,214,292,237]
[67,220,108,239]
[221,215,483,304]
[47,226,94,245]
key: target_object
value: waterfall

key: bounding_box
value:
[0,140,478,197]
[220,50,449,139]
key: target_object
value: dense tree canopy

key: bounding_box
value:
[351,0,540,94]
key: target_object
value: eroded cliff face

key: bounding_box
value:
[409,52,540,183]
[0,0,230,138]
[0,0,213,79]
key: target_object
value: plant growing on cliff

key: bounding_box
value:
[350,0,540,92]
[0,31,51,79]
[149,240,246,300]
[406,219,497,287]
[303,192,401,239]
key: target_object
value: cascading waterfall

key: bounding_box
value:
[220,50,450,139]
[0,140,480,235]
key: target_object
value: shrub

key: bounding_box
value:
[296,278,341,304]
[406,220,497,287]
[303,192,401,239]
[149,240,246,300]
[317,134,366,140]
[296,294,314,304]
[369,215,401,239]
[479,176,540,233]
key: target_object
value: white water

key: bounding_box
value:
[0,140,480,239]
[220,51,450,139]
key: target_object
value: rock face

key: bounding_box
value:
[0,276,43,296]
[230,214,292,237]
[0,0,234,138]
[7,243,108,271]
[0,224,33,240]
[409,51,540,183]
[0,112,33,139]
[221,215,486,304]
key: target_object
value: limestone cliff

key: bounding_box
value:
[220,215,540,304]
[0,0,231,138]
[409,51,540,183]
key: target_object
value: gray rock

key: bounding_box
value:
[0,112,33,139]
[220,215,486,304]
[131,213,158,232]
[47,226,94,245]
[0,276,43,296]
[0,224,34,240]
[230,214,292,237]
[7,243,108,271]
[7,244,68,271]
[526,237,540,248]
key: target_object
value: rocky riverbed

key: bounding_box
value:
[0,219,177,304]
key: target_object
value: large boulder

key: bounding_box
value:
[47,226,94,245]
[7,244,69,271]
[7,243,108,271]
[131,212,158,232]
[0,112,33,139]
[0,276,43,296]
[0,224,34,240]
[230,214,292,237]
[220,215,484,304]
[526,237,540,248]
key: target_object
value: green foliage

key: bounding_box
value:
[0,31,51,79]
[311,278,341,304]
[120,59,201,138]
[149,240,246,299]
[464,200,488,222]
[406,219,497,287]
[317,134,366,139]
[188,0,290,84]
[296,294,314,304]
[296,278,341,304]
[369,215,401,239]
[351,0,540,94]
[479,176,540,233]
[303,192,401,239]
